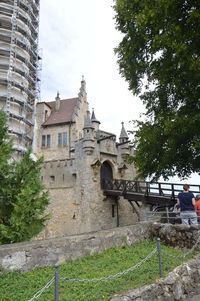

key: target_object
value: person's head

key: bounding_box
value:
[196,194,200,201]
[183,184,190,191]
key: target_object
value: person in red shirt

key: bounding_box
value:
[194,194,200,223]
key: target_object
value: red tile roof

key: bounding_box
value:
[42,98,78,126]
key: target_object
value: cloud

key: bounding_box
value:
[39,0,145,138]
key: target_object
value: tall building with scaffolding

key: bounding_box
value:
[0,0,41,154]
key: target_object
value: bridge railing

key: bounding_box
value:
[101,179,200,199]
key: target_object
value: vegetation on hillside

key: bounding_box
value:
[0,240,197,301]
[0,110,49,244]
[114,0,200,180]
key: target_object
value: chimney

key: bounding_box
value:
[55,91,60,111]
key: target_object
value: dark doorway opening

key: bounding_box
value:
[100,161,113,189]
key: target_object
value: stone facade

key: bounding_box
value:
[35,78,139,239]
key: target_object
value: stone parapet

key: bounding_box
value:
[0,223,150,272]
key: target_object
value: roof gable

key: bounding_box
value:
[42,98,78,126]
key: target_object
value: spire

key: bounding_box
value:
[55,91,60,111]
[91,108,100,132]
[119,122,129,143]
[91,108,100,123]
[79,75,87,102]
[91,108,96,120]
[81,75,86,92]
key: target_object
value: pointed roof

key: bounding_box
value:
[120,122,129,140]
[91,108,100,124]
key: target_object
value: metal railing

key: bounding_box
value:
[27,235,200,301]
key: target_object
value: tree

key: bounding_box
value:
[0,111,49,244]
[114,0,200,180]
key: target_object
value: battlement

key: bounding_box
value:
[41,158,76,188]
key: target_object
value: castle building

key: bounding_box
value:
[35,78,139,239]
[0,0,40,154]
[0,1,140,239]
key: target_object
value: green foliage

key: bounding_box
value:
[0,111,13,180]
[0,240,197,301]
[114,0,200,180]
[0,111,49,243]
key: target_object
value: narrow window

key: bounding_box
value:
[47,134,51,148]
[50,175,55,182]
[63,132,67,146]
[45,110,48,121]
[42,135,46,147]
[58,133,62,146]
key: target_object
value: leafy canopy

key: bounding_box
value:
[114,0,200,180]
[0,110,49,244]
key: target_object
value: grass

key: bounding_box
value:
[0,240,198,301]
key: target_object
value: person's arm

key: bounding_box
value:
[192,197,196,206]
[177,198,180,206]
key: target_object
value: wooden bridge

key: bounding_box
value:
[101,179,200,221]
[102,179,200,205]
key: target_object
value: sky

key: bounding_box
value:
[39,0,144,139]
[39,0,199,185]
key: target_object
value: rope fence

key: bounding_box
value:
[27,236,200,301]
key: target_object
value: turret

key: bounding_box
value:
[91,108,100,132]
[119,122,130,157]
[83,111,95,154]
[119,122,129,143]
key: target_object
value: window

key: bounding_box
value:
[41,134,51,148]
[58,132,67,147]
[42,135,46,147]
[47,134,51,148]
[50,175,55,183]
[45,110,48,121]
[58,133,62,146]
[63,132,67,146]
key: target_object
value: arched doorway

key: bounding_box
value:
[100,161,113,189]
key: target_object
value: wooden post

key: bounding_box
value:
[116,198,119,227]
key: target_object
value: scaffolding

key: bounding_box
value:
[0,0,41,154]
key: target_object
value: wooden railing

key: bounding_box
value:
[101,179,200,200]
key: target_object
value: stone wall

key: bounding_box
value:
[2,222,200,273]
[111,255,200,301]
[110,223,200,301]
[150,223,200,249]
[0,223,150,272]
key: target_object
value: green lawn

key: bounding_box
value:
[0,240,197,301]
